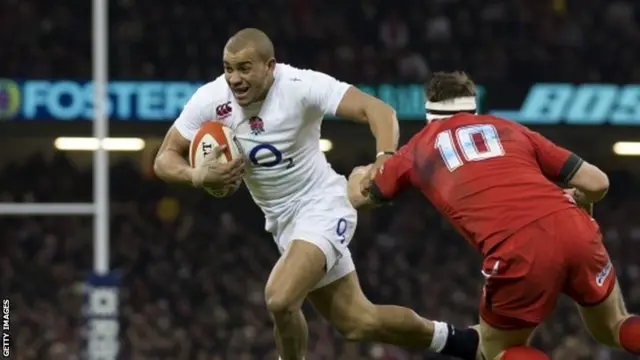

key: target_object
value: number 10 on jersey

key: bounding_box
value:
[435,124,505,171]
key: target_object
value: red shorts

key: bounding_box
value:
[479,207,616,330]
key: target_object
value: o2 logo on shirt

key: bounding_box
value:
[435,124,505,171]
[249,144,295,169]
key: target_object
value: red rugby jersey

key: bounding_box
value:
[371,113,583,256]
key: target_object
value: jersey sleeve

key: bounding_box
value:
[524,129,584,183]
[173,80,221,141]
[369,144,413,202]
[300,70,351,116]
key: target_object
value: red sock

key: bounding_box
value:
[501,346,549,360]
[619,315,640,354]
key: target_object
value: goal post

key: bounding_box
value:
[0,0,118,358]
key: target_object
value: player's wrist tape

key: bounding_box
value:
[376,151,395,158]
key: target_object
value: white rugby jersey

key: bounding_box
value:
[174,64,351,218]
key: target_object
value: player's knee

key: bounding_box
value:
[334,305,379,341]
[264,285,302,315]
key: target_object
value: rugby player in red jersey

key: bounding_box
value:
[348,71,640,360]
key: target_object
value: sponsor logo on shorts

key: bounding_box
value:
[596,262,613,287]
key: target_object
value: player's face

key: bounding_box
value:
[223,48,275,106]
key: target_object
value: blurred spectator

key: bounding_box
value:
[397,49,430,81]
[3,0,638,83]
[379,13,411,51]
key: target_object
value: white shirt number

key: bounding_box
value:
[435,124,505,171]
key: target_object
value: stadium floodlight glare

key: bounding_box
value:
[54,137,146,151]
[319,138,333,152]
[613,141,640,156]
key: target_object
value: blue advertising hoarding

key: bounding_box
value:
[0,79,201,121]
[1,79,639,124]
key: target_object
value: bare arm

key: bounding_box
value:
[336,87,399,156]
[524,128,608,207]
[347,143,414,210]
[335,87,399,194]
[153,126,194,186]
[567,161,609,203]
[347,166,378,209]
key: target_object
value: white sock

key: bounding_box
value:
[429,321,449,352]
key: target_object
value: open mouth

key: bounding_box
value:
[233,87,250,97]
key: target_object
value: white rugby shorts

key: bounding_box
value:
[267,193,357,290]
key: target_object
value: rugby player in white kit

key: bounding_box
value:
[154,28,479,360]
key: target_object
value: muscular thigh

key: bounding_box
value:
[290,194,357,288]
[267,194,357,298]
[306,272,371,329]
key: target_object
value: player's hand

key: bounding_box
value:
[349,164,372,177]
[191,145,245,188]
[564,188,590,204]
[564,188,594,215]
[359,154,392,196]
[563,188,578,204]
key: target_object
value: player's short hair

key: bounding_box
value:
[425,71,476,102]
[225,28,275,61]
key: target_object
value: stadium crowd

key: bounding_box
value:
[2,0,640,358]
[1,153,639,359]
[2,0,639,83]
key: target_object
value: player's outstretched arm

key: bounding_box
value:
[335,87,399,154]
[524,128,608,208]
[154,126,196,185]
[347,165,378,209]
[348,145,413,210]
[335,87,400,191]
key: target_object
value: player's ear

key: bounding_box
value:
[266,58,276,72]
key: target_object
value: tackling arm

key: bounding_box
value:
[347,166,378,209]
[525,129,609,213]
[566,161,609,203]
[347,145,413,210]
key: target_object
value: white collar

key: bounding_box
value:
[425,96,477,122]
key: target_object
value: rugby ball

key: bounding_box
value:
[189,121,242,197]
